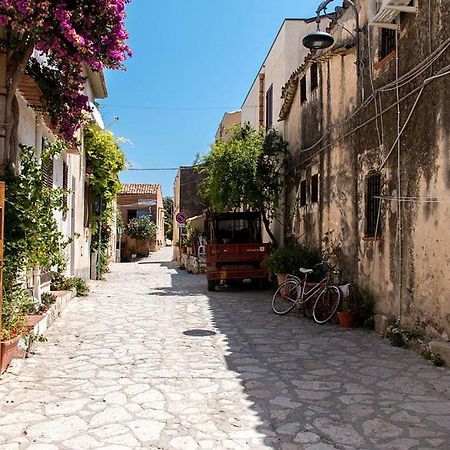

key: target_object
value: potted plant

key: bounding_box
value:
[337,285,374,328]
[1,287,33,374]
[264,240,321,285]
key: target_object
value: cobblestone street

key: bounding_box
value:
[1,248,450,449]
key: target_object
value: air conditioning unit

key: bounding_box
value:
[370,0,417,30]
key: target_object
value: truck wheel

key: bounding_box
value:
[207,280,216,291]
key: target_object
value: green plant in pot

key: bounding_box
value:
[264,240,321,285]
[1,287,34,374]
[337,285,374,328]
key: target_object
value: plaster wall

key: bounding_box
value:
[14,73,105,282]
[282,0,450,337]
[241,19,320,132]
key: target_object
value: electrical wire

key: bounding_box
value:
[101,104,242,111]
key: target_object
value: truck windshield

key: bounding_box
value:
[215,218,261,244]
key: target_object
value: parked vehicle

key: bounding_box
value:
[205,212,270,291]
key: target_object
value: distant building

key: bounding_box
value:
[215,110,241,142]
[173,166,206,260]
[118,183,164,261]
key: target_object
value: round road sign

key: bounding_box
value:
[175,211,187,224]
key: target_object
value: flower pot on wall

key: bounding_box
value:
[337,311,357,328]
[0,336,21,374]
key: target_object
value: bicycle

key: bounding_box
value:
[271,262,341,324]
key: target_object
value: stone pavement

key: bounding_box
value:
[1,248,450,450]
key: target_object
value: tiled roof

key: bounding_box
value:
[120,183,160,195]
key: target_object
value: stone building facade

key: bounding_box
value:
[117,183,165,261]
[278,0,450,338]
[172,166,206,260]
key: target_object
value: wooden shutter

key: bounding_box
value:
[63,162,68,220]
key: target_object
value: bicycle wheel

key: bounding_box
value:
[272,279,299,315]
[313,285,340,324]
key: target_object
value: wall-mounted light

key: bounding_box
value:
[303,0,362,76]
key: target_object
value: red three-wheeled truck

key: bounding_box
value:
[205,212,271,291]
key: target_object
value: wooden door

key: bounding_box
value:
[0,182,5,339]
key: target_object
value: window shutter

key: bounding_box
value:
[63,162,68,220]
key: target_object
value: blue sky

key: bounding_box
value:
[100,0,338,198]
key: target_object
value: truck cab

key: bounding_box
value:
[205,212,270,291]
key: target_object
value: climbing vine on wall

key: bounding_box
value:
[84,122,125,276]
[2,143,69,337]
[4,143,69,290]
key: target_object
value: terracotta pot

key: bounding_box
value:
[337,311,357,328]
[181,247,188,254]
[276,273,288,286]
[0,336,21,374]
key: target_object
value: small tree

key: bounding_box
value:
[163,196,173,240]
[125,217,157,242]
[198,124,288,247]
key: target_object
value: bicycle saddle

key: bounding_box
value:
[299,268,313,274]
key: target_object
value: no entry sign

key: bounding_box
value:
[175,211,187,225]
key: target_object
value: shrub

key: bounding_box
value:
[41,292,57,307]
[125,216,157,241]
[51,273,90,297]
[263,241,321,276]
[1,287,33,341]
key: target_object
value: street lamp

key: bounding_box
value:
[302,0,362,75]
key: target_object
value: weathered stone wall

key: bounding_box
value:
[283,0,450,338]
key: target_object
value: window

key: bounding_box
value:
[300,76,307,104]
[299,179,307,207]
[265,84,273,130]
[379,28,396,60]
[365,173,382,237]
[127,209,137,223]
[42,138,53,188]
[310,63,318,92]
[311,174,319,203]
[43,159,53,189]
[62,162,68,220]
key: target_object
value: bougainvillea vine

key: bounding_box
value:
[0,1,131,162]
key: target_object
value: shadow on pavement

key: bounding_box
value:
[159,258,450,449]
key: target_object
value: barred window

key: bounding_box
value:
[380,28,396,60]
[365,173,382,237]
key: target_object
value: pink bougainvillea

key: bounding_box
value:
[1,1,132,141]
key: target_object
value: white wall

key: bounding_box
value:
[241,19,322,133]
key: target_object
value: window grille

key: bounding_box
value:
[365,173,381,237]
[300,76,307,104]
[310,63,318,92]
[380,28,396,60]
[265,84,273,130]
